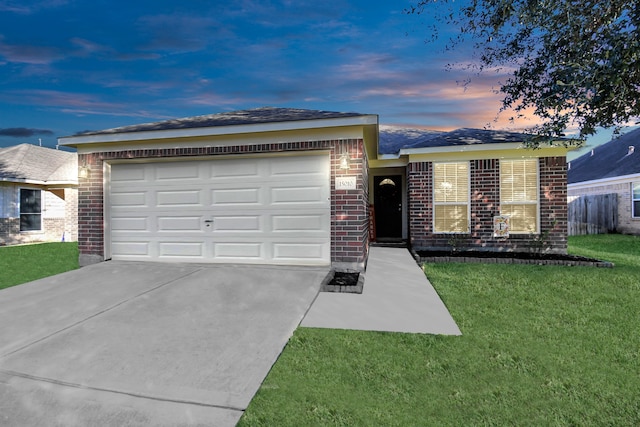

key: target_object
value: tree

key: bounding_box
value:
[408,0,639,144]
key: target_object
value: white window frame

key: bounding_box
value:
[632,182,640,219]
[499,159,540,234]
[19,188,42,232]
[432,161,470,233]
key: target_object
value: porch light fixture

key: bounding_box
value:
[78,163,90,179]
[339,143,351,170]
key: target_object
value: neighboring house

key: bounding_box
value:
[59,107,574,268]
[568,127,640,235]
[0,144,78,245]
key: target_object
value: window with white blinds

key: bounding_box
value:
[500,159,539,233]
[433,162,469,233]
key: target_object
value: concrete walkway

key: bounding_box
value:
[302,246,462,335]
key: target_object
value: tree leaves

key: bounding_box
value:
[408,0,640,144]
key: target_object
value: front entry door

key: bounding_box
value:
[374,175,402,239]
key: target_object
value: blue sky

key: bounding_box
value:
[0,0,620,158]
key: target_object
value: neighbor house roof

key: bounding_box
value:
[568,127,640,184]
[0,144,77,186]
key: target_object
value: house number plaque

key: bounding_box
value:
[335,176,356,190]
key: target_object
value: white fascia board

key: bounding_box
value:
[568,172,640,190]
[59,115,379,146]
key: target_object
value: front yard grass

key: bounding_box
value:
[0,242,79,290]
[240,234,640,426]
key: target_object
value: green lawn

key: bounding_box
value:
[240,234,640,426]
[0,242,79,290]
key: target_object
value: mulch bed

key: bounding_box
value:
[414,250,613,267]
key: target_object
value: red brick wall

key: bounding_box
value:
[408,157,568,253]
[470,159,500,247]
[407,162,433,245]
[77,139,369,267]
[331,139,369,268]
[539,156,568,253]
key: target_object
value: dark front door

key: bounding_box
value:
[374,175,402,239]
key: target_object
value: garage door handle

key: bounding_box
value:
[204,220,214,223]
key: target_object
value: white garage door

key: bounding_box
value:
[108,154,331,265]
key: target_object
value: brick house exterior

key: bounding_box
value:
[0,144,78,246]
[406,157,568,253]
[61,109,575,268]
[75,138,369,268]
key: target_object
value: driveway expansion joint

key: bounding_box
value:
[0,368,245,413]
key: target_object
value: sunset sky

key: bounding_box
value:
[0,0,625,157]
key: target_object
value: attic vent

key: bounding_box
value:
[628,146,635,155]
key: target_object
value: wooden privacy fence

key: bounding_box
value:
[568,193,618,235]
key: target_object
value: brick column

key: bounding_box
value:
[407,162,433,248]
[470,159,499,247]
[77,153,105,266]
[331,139,369,270]
[539,156,568,253]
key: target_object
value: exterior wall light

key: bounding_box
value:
[79,164,90,179]
[339,151,351,170]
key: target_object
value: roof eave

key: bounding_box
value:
[0,177,78,186]
[568,172,640,188]
[59,114,379,146]
[399,142,525,155]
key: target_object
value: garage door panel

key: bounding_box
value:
[270,156,328,177]
[157,216,204,232]
[111,165,146,182]
[210,161,260,179]
[272,214,328,232]
[273,243,328,261]
[111,191,148,207]
[158,242,204,258]
[111,241,150,257]
[214,242,264,259]
[271,186,327,205]
[211,188,261,205]
[212,215,261,232]
[110,155,330,265]
[111,216,148,231]
[155,190,204,207]
[155,163,202,181]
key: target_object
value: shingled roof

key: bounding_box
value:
[568,127,640,184]
[0,144,77,185]
[379,127,535,155]
[74,107,367,136]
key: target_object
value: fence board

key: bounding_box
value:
[568,193,618,235]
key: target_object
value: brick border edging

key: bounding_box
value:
[410,249,614,268]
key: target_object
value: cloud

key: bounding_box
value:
[0,0,68,14]
[0,127,54,137]
[136,14,225,53]
[0,35,62,64]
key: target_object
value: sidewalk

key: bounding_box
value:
[301,246,462,335]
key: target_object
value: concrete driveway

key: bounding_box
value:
[0,261,327,426]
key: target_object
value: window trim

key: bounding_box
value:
[632,182,640,219]
[19,187,43,232]
[432,161,470,234]
[499,158,540,234]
